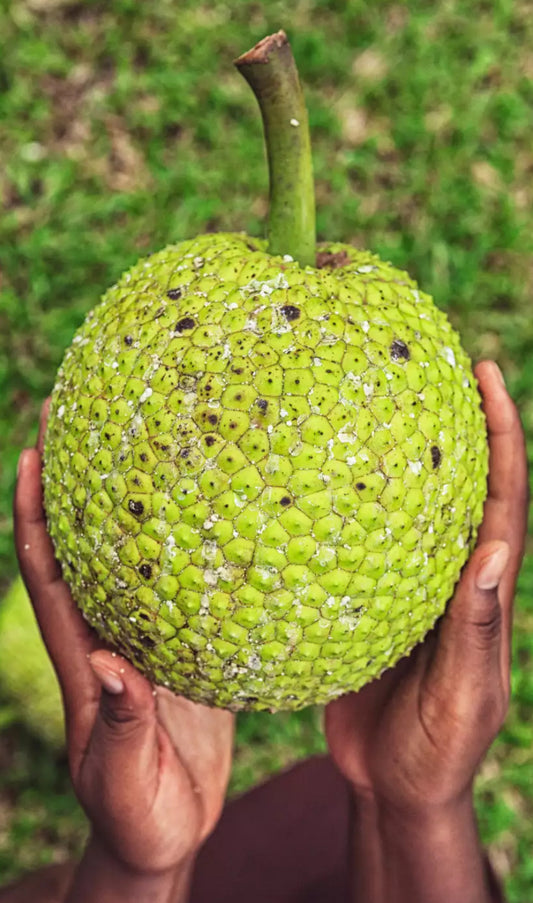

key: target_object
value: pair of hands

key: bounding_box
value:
[14,361,528,886]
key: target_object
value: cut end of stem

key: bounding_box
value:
[235,32,316,268]
[234,30,289,67]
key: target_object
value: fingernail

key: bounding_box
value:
[17,449,29,480]
[90,660,124,695]
[476,543,510,590]
[492,362,505,387]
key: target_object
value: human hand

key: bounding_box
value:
[14,403,234,886]
[325,360,528,816]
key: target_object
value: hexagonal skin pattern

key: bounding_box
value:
[43,233,488,711]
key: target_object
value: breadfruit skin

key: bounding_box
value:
[43,232,488,711]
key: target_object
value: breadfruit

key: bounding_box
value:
[42,33,488,711]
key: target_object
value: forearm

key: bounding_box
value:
[64,834,193,903]
[349,790,504,903]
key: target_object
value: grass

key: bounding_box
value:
[0,0,532,896]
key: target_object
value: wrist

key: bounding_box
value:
[348,786,495,903]
[348,779,475,827]
[66,833,194,903]
[351,783,480,860]
[375,791,477,849]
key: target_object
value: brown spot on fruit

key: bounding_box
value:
[139,564,152,579]
[356,482,366,490]
[390,339,410,361]
[124,335,133,345]
[128,499,144,516]
[257,398,268,412]
[281,305,300,321]
[208,414,218,425]
[205,435,216,447]
[431,446,442,469]
[167,288,182,300]
[280,496,291,507]
[175,317,195,332]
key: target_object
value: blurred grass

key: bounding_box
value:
[0,0,532,897]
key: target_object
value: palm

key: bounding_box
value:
[156,690,234,842]
[325,632,476,808]
[325,643,430,798]
[71,685,234,871]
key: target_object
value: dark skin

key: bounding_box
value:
[11,360,528,902]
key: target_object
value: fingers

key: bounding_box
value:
[14,446,100,736]
[474,361,529,673]
[15,448,62,587]
[425,362,526,728]
[425,540,510,731]
[475,361,528,558]
[84,652,159,790]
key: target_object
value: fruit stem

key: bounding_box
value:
[235,31,316,267]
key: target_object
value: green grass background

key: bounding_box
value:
[0,0,532,896]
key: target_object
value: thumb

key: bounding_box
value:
[426,540,510,709]
[87,650,159,782]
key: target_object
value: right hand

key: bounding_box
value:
[325,361,528,815]
[14,401,235,877]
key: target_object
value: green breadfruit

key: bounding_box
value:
[0,577,64,748]
[42,33,488,712]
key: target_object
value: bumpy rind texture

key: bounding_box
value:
[43,233,488,711]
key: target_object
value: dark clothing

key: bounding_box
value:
[192,755,351,903]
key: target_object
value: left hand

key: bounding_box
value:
[14,401,235,879]
[325,360,528,814]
